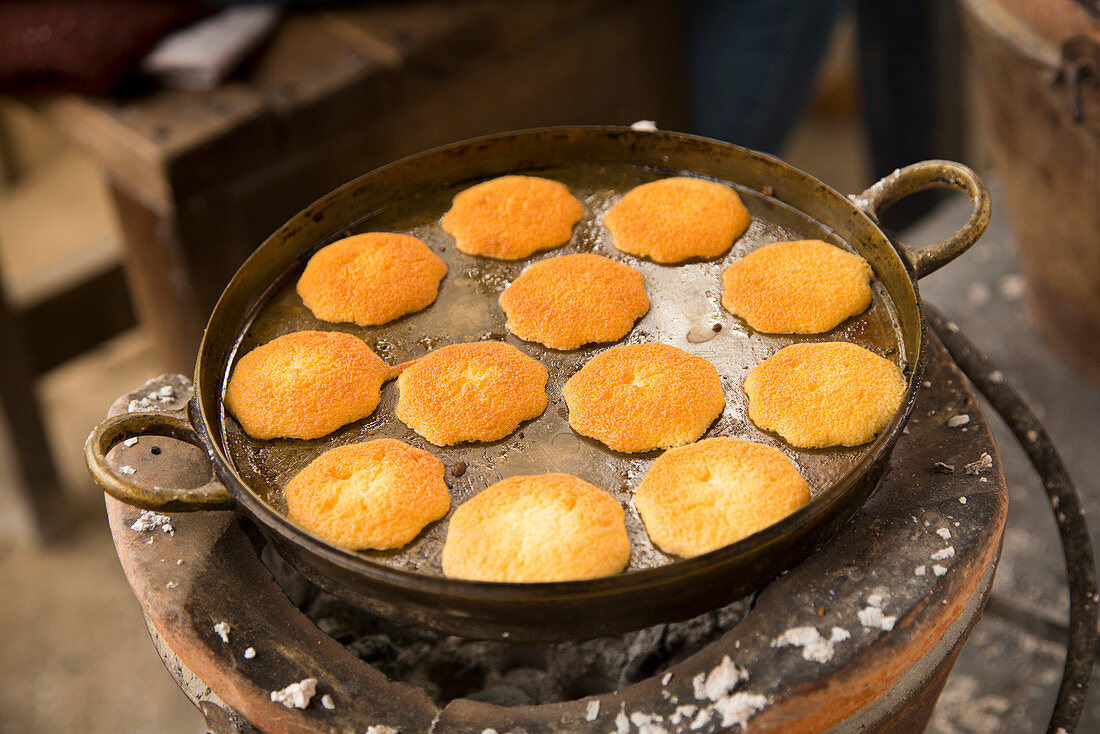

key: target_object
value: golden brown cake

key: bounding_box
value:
[224,331,391,440]
[441,175,584,260]
[603,176,750,263]
[395,341,548,445]
[499,253,649,350]
[743,342,906,448]
[563,343,725,453]
[634,437,810,558]
[721,239,873,333]
[441,473,630,582]
[285,439,450,551]
[296,232,447,326]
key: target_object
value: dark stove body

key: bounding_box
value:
[103,333,1006,734]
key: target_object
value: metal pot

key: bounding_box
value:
[86,127,990,641]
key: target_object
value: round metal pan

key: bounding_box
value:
[86,127,990,642]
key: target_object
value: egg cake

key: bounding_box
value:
[744,342,906,448]
[396,341,548,445]
[722,239,873,333]
[224,331,391,440]
[563,343,725,453]
[286,439,450,551]
[603,177,750,263]
[499,253,649,350]
[634,437,810,558]
[441,473,630,582]
[441,175,584,260]
[297,232,447,326]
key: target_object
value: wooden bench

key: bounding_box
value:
[32,0,687,372]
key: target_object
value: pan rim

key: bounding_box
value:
[195,124,927,601]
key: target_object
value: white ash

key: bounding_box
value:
[629,711,668,734]
[1027,429,1039,443]
[931,547,956,561]
[244,647,256,659]
[320,694,335,710]
[213,621,231,643]
[965,453,993,475]
[959,496,968,505]
[177,559,184,565]
[668,704,698,726]
[615,708,629,734]
[915,565,927,576]
[661,672,672,685]
[585,700,599,721]
[365,726,399,734]
[947,414,970,427]
[130,511,172,534]
[771,626,849,663]
[989,370,1004,383]
[866,594,884,608]
[165,581,178,589]
[945,321,959,333]
[270,677,317,709]
[858,606,896,632]
[933,564,948,577]
[119,465,136,476]
[630,119,658,131]
[122,437,139,447]
[936,528,952,540]
[693,656,747,701]
[158,385,176,398]
[922,380,932,388]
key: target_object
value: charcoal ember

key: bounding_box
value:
[293,577,753,706]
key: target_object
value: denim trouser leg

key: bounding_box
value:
[686,0,851,153]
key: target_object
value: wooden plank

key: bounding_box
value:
[243,11,390,149]
[108,184,204,373]
[21,264,136,376]
[35,85,275,212]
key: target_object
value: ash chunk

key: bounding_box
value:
[693,656,747,701]
[931,546,956,561]
[936,528,952,540]
[947,414,970,428]
[365,725,399,734]
[130,511,173,534]
[771,627,849,664]
[965,452,993,475]
[858,606,896,632]
[270,677,318,709]
[213,621,230,644]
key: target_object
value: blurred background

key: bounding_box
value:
[0,0,1097,732]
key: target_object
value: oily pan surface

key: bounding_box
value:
[221,162,907,575]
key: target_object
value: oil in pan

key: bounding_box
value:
[222,162,906,575]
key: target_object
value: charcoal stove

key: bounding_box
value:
[101,331,1020,734]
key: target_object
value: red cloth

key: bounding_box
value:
[0,1,213,94]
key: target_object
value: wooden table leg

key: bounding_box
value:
[108,183,205,374]
[0,281,68,543]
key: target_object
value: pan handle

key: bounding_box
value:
[84,412,233,512]
[852,160,992,279]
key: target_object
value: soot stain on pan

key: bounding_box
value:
[220,163,906,576]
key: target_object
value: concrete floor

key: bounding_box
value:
[0,53,1096,734]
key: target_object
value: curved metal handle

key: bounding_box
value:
[84,412,233,512]
[853,160,992,279]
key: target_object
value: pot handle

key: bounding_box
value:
[84,412,233,512]
[852,160,992,279]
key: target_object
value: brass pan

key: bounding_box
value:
[86,127,990,641]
